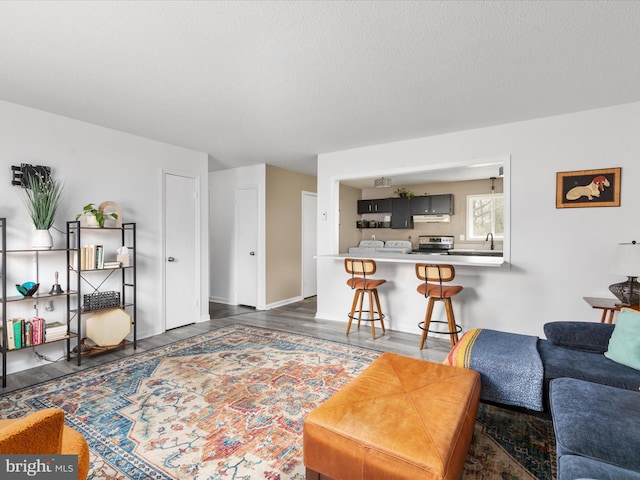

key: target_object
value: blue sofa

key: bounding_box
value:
[542,321,640,480]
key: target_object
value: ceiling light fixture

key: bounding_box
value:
[374,177,391,188]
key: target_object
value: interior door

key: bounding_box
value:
[164,172,199,329]
[236,186,258,307]
[302,192,317,298]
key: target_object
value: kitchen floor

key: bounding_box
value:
[1,297,451,393]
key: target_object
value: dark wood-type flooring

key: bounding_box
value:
[2,297,451,394]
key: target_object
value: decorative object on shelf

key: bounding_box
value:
[374,176,391,188]
[16,281,39,297]
[83,291,121,311]
[609,240,640,306]
[98,201,122,228]
[86,307,131,346]
[116,246,130,267]
[394,187,414,199]
[49,271,64,295]
[556,167,621,209]
[18,170,64,250]
[76,202,119,228]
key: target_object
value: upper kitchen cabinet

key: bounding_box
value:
[391,198,413,229]
[357,198,392,214]
[410,194,453,215]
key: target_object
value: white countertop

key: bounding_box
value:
[319,252,505,267]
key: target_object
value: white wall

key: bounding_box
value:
[0,100,209,374]
[209,165,266,307]
[317,102,640,338]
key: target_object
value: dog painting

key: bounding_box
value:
[556,168,621,208]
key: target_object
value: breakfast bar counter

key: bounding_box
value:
[315,250,510,340]
[320,251,505,267]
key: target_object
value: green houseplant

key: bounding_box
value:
[20,173,64,249]
[76,203,118,228]
[394,187,414,199]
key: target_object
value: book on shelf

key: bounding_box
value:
[74,244,111,270]
[45,321,67,342]
[13,320,23,349]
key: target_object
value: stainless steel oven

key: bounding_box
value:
[417,235,454,254]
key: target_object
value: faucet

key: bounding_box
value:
[485,232,494,250]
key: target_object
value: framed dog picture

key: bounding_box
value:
[556,167,621,208]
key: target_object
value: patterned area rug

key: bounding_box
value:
[0,325,556,479]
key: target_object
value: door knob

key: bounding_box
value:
[168,256,175,262]
[249,251,255,256]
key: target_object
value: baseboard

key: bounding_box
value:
[262,296,304,310]
[315,311,346,323]
[209,296,233,304]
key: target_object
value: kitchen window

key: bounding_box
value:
[467,194,504,240]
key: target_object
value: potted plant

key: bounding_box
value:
[394,187,414,199]
[76,203,118,228]
[20,173,64,250]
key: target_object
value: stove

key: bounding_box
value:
[417,235,454,254]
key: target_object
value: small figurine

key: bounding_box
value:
[49,271,63,295]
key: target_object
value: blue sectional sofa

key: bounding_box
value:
[542,320,640,480]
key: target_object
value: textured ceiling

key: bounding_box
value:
[1,1,639,176]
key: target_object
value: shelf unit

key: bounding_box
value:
[66,220,137,366]
[1,218,76,388]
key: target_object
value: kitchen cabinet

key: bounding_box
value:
[357,198,392,214]
[410,194,453,215]
[391,198,413,229]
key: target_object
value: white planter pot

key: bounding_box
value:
[32,229,53,250]
[86,214,100,228]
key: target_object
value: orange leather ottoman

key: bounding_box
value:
[303,352,481,480]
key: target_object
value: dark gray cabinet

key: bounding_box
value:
[357,198,392,214]
[391,198,413,229]
[410,194,453,215]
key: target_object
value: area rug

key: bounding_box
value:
[0,324,556,479]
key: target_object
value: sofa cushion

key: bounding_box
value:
[538,339,640,391]
[543,321,614,352]
[558,455,640,480]
[605,308,640,370]
[550,378,640,472]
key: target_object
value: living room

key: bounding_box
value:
[1,2,640,479]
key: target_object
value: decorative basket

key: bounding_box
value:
[83,291,121,311]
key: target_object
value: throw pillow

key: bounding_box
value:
[604,308,640,370]
[544,321,614,352]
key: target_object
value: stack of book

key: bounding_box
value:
[45,321,68,342]
[4,317,48,349]
[72,245,104,270]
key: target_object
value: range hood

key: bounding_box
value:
[412,214,451,223]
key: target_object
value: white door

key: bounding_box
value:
[164,172,199,329]
[236,186,258,307]
[302,192,317,298]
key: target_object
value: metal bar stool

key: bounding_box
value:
[345,258,386,339]
[415,263,463,349]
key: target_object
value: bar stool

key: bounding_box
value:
[415,263,463,349]
[344,258,386,339]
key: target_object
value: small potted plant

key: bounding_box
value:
[76,203,118,228]
[20,173,64,249]
[394,187,414,199]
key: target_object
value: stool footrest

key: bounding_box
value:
[419,319,462,335]
[348,312,385,322]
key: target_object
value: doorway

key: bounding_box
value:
[302,191,317,298]
[235,186,259,307]
[163,171,200,330]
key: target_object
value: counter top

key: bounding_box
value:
[319,251,505,267]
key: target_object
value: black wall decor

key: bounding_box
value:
[11,163,51,187]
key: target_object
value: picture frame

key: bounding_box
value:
[556,167,621,208]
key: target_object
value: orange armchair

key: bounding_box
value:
[0,408,90,480]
